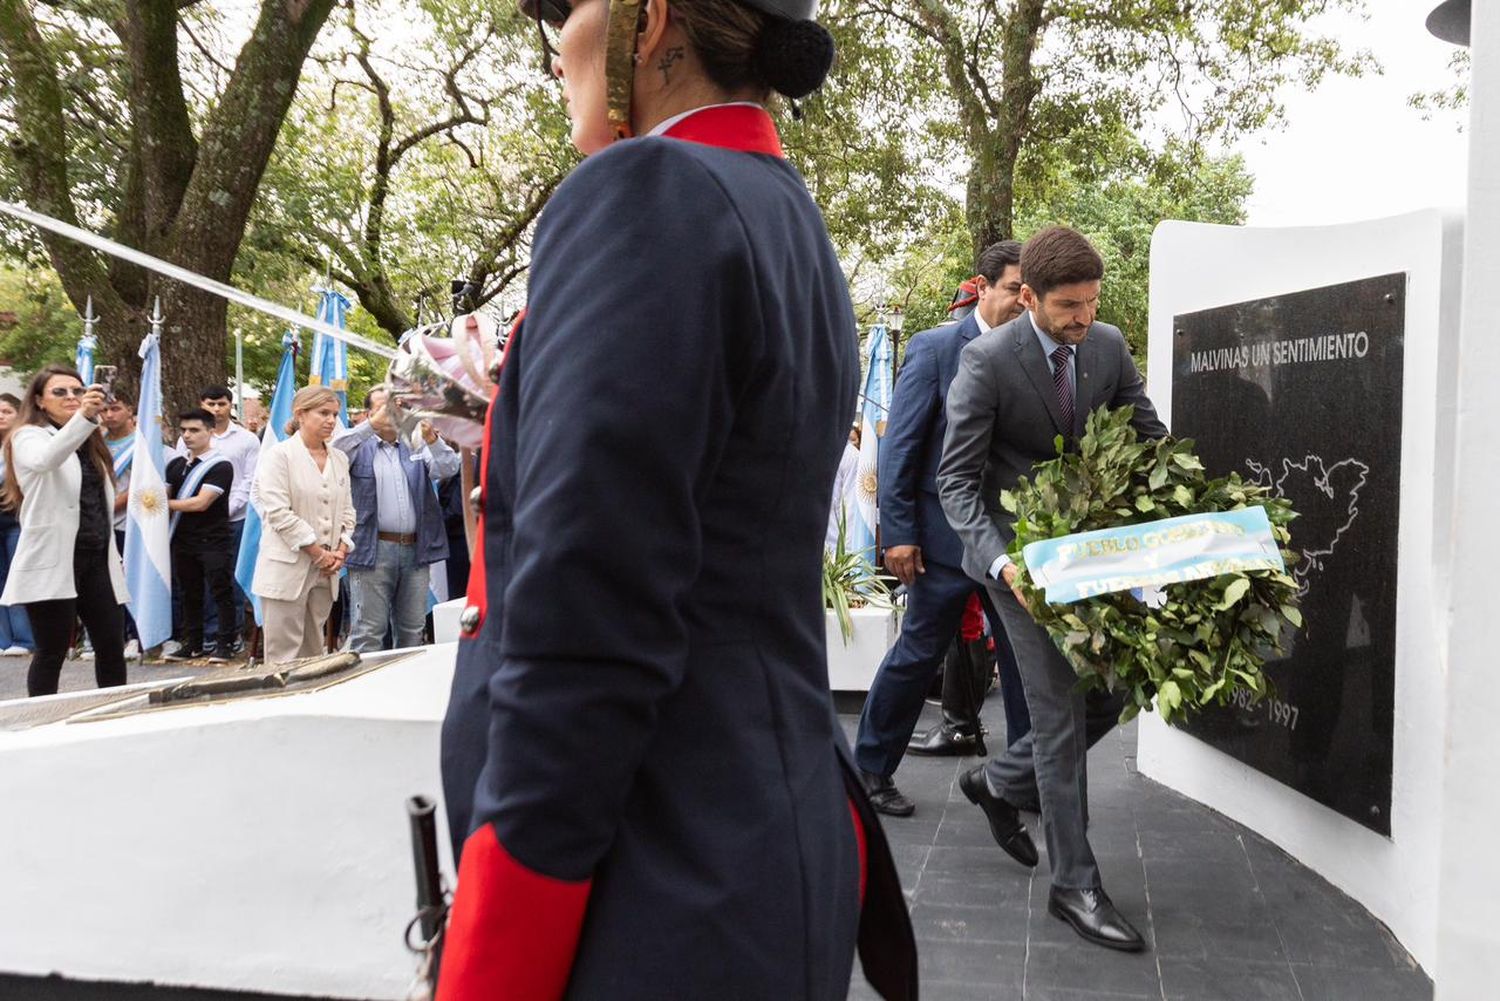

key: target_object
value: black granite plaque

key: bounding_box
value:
[1171,273,1404,835]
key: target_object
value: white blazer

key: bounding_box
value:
[250,433,356,601]
[0,412,129,605]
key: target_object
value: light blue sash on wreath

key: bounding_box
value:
[1021,507,1285,605]
[169,454,229,539]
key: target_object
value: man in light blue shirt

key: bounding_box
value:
[334,387,461,652]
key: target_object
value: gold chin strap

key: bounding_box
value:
[605,0,644,140]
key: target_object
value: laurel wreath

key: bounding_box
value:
[1003,406,1302,724]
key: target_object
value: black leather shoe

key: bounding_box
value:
[907,723,987,758]
[958,766,1038,867]
[1047,886,1146,952]
[859,769,915,817]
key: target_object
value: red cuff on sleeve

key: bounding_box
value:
[847,797,868,906]
[959,593,984,642]
[436,823,592,1001]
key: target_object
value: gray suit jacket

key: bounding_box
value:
[937,312,1167,583]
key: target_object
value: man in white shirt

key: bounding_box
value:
[333,387,460,652]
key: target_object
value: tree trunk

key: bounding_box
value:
[155,278,230,419]
[917,0,1043,261]
[966,140,1013,260]
[2,0,335,404]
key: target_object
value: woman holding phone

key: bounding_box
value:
[0,364,128,696]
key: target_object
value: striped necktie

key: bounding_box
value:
[1051,345,1075,433]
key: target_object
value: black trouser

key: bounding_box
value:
[174,543,237,653]
[24,545,127,697]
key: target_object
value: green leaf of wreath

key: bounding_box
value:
[1005,406,1302,725]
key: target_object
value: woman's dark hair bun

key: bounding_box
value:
[754,18,835,100]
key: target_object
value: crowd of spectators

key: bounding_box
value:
[0,367,471,697]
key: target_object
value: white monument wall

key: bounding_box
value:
[1141,210,1463,973]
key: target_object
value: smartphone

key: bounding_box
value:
[94,365,117,403]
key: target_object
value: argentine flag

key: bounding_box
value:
[308,287,351,424]
[74,330,96,385]
[122,330,172,649]
[235,330,299,625]
[847,321,892,561]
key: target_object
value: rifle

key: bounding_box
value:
[405,795,448,997]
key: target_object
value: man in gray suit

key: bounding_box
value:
[938,226,1166,952]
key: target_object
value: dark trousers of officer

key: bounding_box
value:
[854,558,1029,778]
[982,581,1124,890]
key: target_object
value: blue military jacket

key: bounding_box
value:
[877,313,985,569]
[439,106,914,1000]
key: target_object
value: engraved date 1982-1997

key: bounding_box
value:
[1228,687,1300,730]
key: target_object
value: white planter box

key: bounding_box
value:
[432,596,466,644]
[826,604,900,692]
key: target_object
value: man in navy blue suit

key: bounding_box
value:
[855,241,1034,816]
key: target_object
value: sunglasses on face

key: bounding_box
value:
[47,387,87,398]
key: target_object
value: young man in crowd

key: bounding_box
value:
[177,385,260,647]
[333,387,459,652]
[165,409,237,662]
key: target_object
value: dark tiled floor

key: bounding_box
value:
[842,704,1431,1001]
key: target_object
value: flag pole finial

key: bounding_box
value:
[149,296,164,334]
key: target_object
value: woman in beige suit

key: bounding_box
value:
[251,386,355,664]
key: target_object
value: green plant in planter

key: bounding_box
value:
[1003,406,1302,724]
[823,511,894,644]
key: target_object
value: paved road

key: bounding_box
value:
[842,704,1432,1001]
[0,652,220,703]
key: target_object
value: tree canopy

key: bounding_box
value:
[1,0,1369,409]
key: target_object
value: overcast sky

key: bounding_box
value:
[1236,0,1469,227]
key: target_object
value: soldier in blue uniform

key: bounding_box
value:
[437,0,916,998]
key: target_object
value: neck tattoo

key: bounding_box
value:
[658,46,684,86]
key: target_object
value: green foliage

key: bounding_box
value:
[0,265,79,374]
[1017,135,1255,362]
[1002,407,1301,724]
[0,0,1361,400]
[828,0,1372,257]
[823,511,894,644]
[1410,50,1470,124]
[247,0,574,336]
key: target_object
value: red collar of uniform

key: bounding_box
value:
[661,105,784,158]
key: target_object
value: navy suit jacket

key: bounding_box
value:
[440,125,913,999]
[877,313,984,569]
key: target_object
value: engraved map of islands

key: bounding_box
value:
[1244,454,1370,597]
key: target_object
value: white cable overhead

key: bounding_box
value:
[0,200,398,360]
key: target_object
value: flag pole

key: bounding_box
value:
[235,328,245,422]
